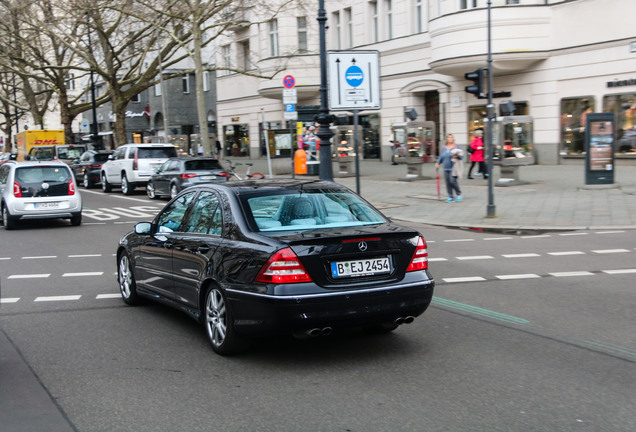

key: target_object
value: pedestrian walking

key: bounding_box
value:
[435,133,464,203]
[467,128,488,179]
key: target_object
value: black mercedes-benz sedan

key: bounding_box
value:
[116,179,434,355]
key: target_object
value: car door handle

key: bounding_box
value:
[196,246,211,254]
[164,241,175,250]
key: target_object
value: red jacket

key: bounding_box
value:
[470,137,485,162]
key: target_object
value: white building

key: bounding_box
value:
[216,0,636,165]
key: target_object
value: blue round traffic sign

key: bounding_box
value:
[283,75,295,89]
[345,66,364,87]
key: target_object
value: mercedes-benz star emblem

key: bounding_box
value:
[358,241,368,252]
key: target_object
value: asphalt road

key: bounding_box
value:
[1,187,635,432]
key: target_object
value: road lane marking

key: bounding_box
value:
[592,249,630,254]
[68,254,102,258]
[22,256,57,260]
[35,295,81,302]
[496,274,541,280]
[442,276,486,283]
[522,234,551,239]
[97,293,121,299]
[444,239,475,243]
[428,257,448,262]
[559,232,588,236]
[502,253,541,258]
[8,274,50,279]
[457,255,494,261]
[484,237,513,241]
[0,257,11,260]
[62,272,104,277]
[602,268,636,275]
[0,298,20,303]
[549,271,594,277]
[594,230,625,235]
[548,251,585,256]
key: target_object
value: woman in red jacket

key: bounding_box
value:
[467,128,488,179]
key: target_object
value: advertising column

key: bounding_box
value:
[585,113,615,185]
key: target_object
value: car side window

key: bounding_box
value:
[115,148,125,160]
[81,153,90,162]
[184,191,222,235]
[157,160,170,173]
[156,191,196,233]
[0,165,8,185]
[166,160,180,172]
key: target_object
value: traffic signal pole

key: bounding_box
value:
[486,0,496,217]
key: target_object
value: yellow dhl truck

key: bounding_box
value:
[16,130,65,161]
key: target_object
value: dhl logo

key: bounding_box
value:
[33,140,61,145]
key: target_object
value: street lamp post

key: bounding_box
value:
[316,0,334,181]
[86,14,100,150]
[486,0,496,217]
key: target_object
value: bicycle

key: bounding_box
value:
[224,159,265,180]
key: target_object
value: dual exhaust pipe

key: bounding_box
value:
[293,326,333,339]
[393,316,415,325]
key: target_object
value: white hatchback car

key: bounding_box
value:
[101,143,178,195]
[0,160,82,230]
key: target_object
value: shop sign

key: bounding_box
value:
[607,78,636,88]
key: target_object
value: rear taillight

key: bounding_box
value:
[255,248,312,284]
[68,179,75,195]
[218,172,229,178]
[13,181,22,197]
[180,173,198,179]
[406,236,428,272]
[133,151,138,170]
[89,163,101,169]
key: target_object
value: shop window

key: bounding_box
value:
[603,93,636,154]
[223,124,250,157]
[560,97,595,156]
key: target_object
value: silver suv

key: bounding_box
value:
[0,161,82,230]
[101,143,178,195]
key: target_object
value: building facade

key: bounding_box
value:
[215,0,636,165]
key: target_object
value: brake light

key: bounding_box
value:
[180,173,198,179]
[13,181,22,197]
[89,163,101,169]
[406,236,428,272]
[255,248,312,283]
[68,179,76,195]
[133,151,138,170]
[218,172,229,178]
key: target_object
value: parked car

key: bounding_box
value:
[117,179,434,355]
[0,160,82,230]
[28,144,87,165]
[0,152,16,165]
[101,143,178,195]
[146,157,228,200]
[70,150,113,188]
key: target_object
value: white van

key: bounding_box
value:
[100,143,178,195]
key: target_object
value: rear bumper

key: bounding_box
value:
[225,277,435,336]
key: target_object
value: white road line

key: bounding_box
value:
[114,221,137,224]
[595,230,625,234]
[522,234,551,239]
[22,256,57,260]
[83,222,107,225]
[443,276,486,283]
[484,237,513,241]
[502,253,541,258]
[550,271,594,277]
[0,298,20,303]
[96,293,121,299]
[559,232,588,236]
[34,295,81,302]
[592,249,630,254]
[81,190,150,203]
[457,256,494,261]
[0,257,11,260]
[68,254,102,258]
[602,269,636,275]
[62,272,104,277]
[444,239,475,243]
[548,251,585,256]
[428,257,448,262]
[8,274,50,279]
[496,274,541,280]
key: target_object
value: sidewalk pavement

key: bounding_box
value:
[241,157,636,231]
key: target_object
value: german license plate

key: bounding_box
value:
[331,257,390,278]
[200,175,216,180]
[33,202,60,209]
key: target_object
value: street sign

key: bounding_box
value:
[327,50,381,111]
[285,104,295,112]
[283,75,295,89]
[284,111,298,120]
[283,88,297,104]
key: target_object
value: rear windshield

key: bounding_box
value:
[184,159,222,171]
[16,166,71,183]
[29,147,55,160]
[137,147,178,159]
[56,146,86,159]
[243,190,386,232]
[93,153,111,162]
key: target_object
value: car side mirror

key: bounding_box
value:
[108,155,115,160]
[134,222,152,235]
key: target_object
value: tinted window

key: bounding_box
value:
[14,166,72,197]
[184,192,222,235]
[156,192,196,233]
[184,159,222,171]
[93,153,110,162]
[137,147,178,159]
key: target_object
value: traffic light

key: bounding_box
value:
[465,68,487,99]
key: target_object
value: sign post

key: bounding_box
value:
[327,50,381,193]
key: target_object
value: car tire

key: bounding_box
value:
[83,173,93,189]
[102,174,112,192]
[121,174,134,195]
[203,286,249,355]
[118,251,140,305]
[70,212,82,226]
[146,182,157,199]
[170,184,179,199]
[2,204,16,230]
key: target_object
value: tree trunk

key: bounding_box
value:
[192,23,211,156]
